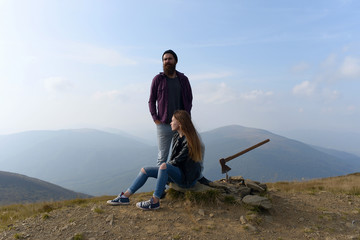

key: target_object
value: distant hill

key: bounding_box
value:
[0,171,91,206]
[0,129,157,196]
[201,125,360,182]
[1,126,360,196]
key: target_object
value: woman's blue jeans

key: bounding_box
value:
[126,163,184,199]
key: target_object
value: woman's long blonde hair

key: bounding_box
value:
[173,110,203,162]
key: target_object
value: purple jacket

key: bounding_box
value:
[148,71,193,123]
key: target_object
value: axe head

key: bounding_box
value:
[219,158,231,174]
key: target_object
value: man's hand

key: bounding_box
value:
[154,120,161,125]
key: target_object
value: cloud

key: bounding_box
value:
[292,81,316,96]
[240,90,274,100]
[321,88,340,102]
[190,72,232,81]
[64,43,137,66]
[339,56,360,79]
[44,77,73,93]
[346,105,356,112]
[291,62,310,73]
[195,82,236,104]
[321,54,337,68]
[321,107,334,113]
[93,83,148,102]
[318,54,360,82]
[292,81,339,103]
[94,90,122,100]
[195,81,274,106]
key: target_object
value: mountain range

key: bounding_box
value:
[1,125,359,196]
[0,170,90,206]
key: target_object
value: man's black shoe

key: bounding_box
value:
[198,176,211,186]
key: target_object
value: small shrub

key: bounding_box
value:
[73,233,84,240]
[348,186,360,196]
[42,213,50,220]
[207,224,216,230]
[184,189,220,204]
[192,226,202,231]
[41,204,53,213]
[172,234,181,239]
[13,233,23,239]
[93,207,104,214]
[0,213,10,223]
[243,204,262,212]
[245,212,262,225]
[223,195,236,204]
[167,188,185,200]
[167,188,221,204]
[69,199,87,206]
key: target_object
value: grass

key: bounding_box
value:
[73,233,85,240]
[92,207,104,214]
[267,172,360,195]
[0,196,110,231]
[167,188,225,205]
[13,233,23,239]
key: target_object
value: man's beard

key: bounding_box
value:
[163,63,176,76]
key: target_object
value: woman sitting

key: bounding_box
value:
[107,110,203,210]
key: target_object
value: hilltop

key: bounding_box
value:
[0,171,91,206]
[1,173,359,240]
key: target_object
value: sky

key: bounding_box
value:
[1,0,360,153]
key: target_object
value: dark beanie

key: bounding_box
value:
[162,49,178,63]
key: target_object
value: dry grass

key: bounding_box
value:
[0,196,111,231]
[267,172,360,195]
[2,173,360,232]
[167,188,222,204]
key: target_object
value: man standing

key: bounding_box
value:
[148,50,193,166]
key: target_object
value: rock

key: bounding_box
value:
[60,225,69,231]
[106,214,114,226]
[242,195,272,209]
[240,215,247,224]
[170,176,272,211]
[264,215,273,223]
[244,223,257,231]
[198,209,205,216]
[238,187,251,198]
[245,179,265,192]
[229,176,245,184]
[209,179,251,198]
[258,183,268,191]
[169,182,213,192]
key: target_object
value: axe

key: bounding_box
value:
[219,139,270,179]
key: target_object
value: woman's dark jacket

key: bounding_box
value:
[168,132,202,187]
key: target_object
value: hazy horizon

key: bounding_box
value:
[1,124,359,157]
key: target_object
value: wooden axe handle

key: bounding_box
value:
[223,139,270,163]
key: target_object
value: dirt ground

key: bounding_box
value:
[1,188,359,240]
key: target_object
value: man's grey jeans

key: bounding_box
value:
[156,123,175,166]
